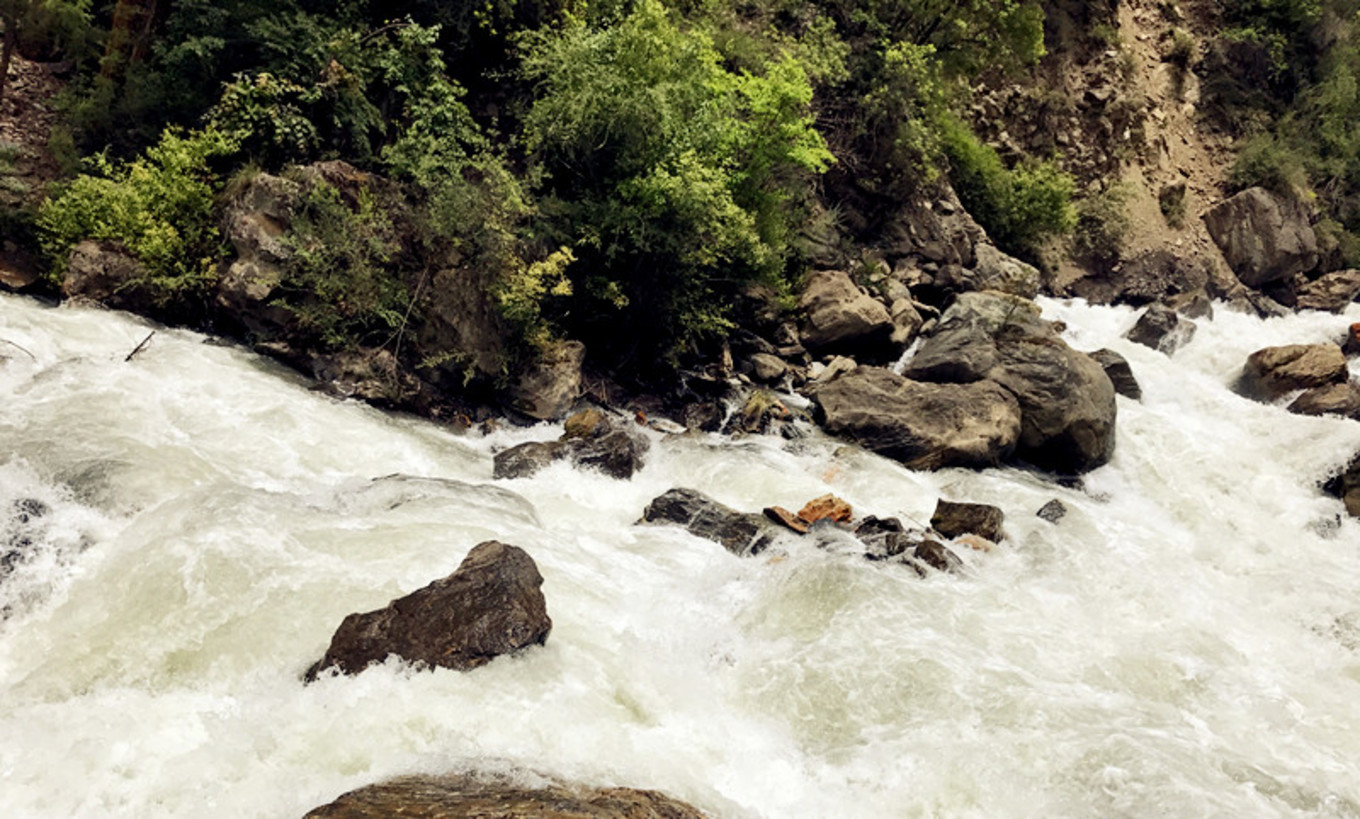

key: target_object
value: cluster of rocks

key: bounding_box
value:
[493,409,650,480]
[639,487,1011,577]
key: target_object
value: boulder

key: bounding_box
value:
[747,352,788,383]
[1237,344,1349,401]
[764,506,810,534]
[1324,456,1360,518]
[303,773,705,818]
[813,367,1022,470]
[1296,270,1360,313]
[1068,248,1213,306]
[1089,349,1142,400]
[1288,381,1360,419]
[1203,187,1319,287]
[968,243,1042,299]
[641,488,775,556]
[62,240,154,311]
[509,340,585,421]
[889,298,924,348]
[215,170,301,336]
[904,291,1043,383]
[414,265,517,391]
[909,539,965,574]
[1125,303,1196,355]
[797,494,853,525]
[798,269,893,356]
[493,441,567,480]
[930,500,1006,542]
[879,186,983,270]
[1164,289,1216,319]
[305,541,551,680]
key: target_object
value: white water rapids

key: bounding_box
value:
[4,292,1360,817]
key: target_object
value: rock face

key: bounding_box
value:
[62,241,153,311]
[509,340,585,421]
[1089,349,1141,400]
[303,773,706,818]
[641,488,775,556]
[1237,344,1349,401]
[930,500,1006,542]
[1296,270,1360,313]
[1204,187,1319,287]
[1068,247,1214,305]
[798,269,893,356]
[305,541,550,680]
[1125,304,1196,355]
[813,367,1022,470]
[494,410,650,480]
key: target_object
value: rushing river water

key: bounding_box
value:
[4,292,1360,817]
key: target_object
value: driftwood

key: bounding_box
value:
[124,331,155,362]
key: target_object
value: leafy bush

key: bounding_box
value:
[36,127,234,300]
[938,115,1075,259]
[1073,182,1131,266]
[273,179,409,349]
[519,0,833,361]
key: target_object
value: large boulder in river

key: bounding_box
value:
[303,772,706,818]
[813,367,1022,470]
[1125,303,1196,355]
[641,488,776,556]
[1203,187,1318,287]
[305,541,550,680]
[798,269,894,357]
[1089,349,1142,400]
[1289,381,1360,419]
[494,409,650,480]
[1236,343,1349,401]
[905,292,1117,474]
[930,500,1006,543]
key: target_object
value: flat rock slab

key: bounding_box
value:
[642,488,775,556]
[304,773,706,818]
[306,541,550,680]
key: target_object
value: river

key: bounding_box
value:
[3,292,1360,816]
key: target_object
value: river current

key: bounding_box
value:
[3,292,1360,817]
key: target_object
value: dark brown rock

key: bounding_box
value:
[510,340,586,421]
[1237,344,1349,401]
[641,489,775,556]
[303,772,706,818]
[1204,187,1319,287]
[1036,499,1067,523]
[493,412,650,480]
[931,500,1006,542]
[1089,349,1141,400]
[493,441,567,479]
[909,539,965,574]
[306,541,551,680]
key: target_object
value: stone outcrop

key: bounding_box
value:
[305,541,551,680]
[813,367,1022,470]
[641,488,775,556]
[62,241,155,312]
[1068,248,1214,306]
[509,340,585,421]
[494,409,650,480]
[1236,344,1349,401]
[1089,349,1141,400]
[303,773,706,818]
[930,500,1006,543]
[798,269,893,357]
[1204,187,1319,287]
[1125,303,1196,355]
[1296,270,1360,313]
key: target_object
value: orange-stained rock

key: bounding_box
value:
[763,506,810,534]
[797,494,853,525]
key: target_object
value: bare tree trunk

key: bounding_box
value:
[0,16,17,108]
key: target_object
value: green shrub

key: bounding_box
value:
[1073,182,1131,266]
[1230,132,1309,195]
[36,127,234,300]
[519,0,833,361]
[938,115,1076,259]
[273,179,409,350]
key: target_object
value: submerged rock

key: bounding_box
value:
[305,541,551,680]
[813,367,1022,470]
[930,500,1006,543]
[642,488,775,556]
[1236,344,1349,401]
[303,772,706,818]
